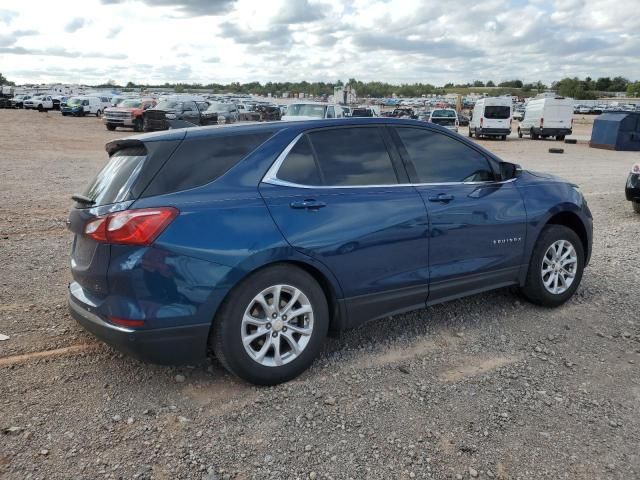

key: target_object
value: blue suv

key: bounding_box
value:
[68,119,592,385]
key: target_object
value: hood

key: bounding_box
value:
[106,106,140,113]
[526,170,574,185]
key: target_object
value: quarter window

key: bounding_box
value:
[277,135,322,186]
[395,127,495,183]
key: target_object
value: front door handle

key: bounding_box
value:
[290,199,327,210]
[427,193,455,203]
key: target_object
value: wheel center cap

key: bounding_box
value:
[272,319,284,332]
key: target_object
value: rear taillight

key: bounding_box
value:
[84,207,178,246]
[540,117,544,128]
[109,316,145,328]
[480,118,484,127]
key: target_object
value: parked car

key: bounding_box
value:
[143,99,206,131]
[11,94,31,108]
[0,96,12,108]
[457,112,470,126]
[350,107,376,117]
[626,163,640,213]
[255,104,282,121]
[103,98,157,132]
[469,97,512,140]
[389,107,416,119]
[518,96,573,141]
[67,118,592,385]
[23,95,54,111]
[429,108,459,132]
[61,96,105,117]
[512,108,525,121]
[282,102,345,121]
[201,102,239,125]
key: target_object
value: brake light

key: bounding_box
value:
[480,118,484,127]
[84,207,178,245]
[540,117,544,128]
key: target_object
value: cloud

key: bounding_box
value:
[272,0,325,24]
[0,46,127,60]
[219,21,292,47]
[0,9,17,24]
[0,29,38,47]
[107,27,122,39]
[64,17,87,33]
[100,0,237,16]
[351,32,482,58]
[203,56,220,63]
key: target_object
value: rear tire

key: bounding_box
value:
[531,130,539,140]
[520,225,584,307]
[518,128,523,138]
[468,128,473,138]
[633,200,640,214]
[501,135,507,141]
[556,135,565,141]
[210,265,329,385]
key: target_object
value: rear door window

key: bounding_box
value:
[484,106,511,119]
[394,127,496,183]
[143,132,274,196]
[83,146,147,206]
[275,128,399,186]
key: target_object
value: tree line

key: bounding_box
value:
[2,72,639,99]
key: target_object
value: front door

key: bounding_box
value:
[259,126,430,325]
[391,126,527,304]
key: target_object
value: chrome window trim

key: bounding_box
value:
[261,131,518,189]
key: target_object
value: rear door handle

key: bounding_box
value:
[290,199,326,210]
[427,193,455,203]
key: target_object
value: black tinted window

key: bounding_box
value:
[83,147,147,206]
[484,106,511,119]
[144,132,273,196]
[277,135,322,185]
[307,127,397,186]
[395,128,495,183]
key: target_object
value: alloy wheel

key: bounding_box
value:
[241,284,314,367]
[541,239,578,295]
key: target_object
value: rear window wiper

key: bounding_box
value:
[72,194,95,206]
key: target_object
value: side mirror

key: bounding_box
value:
[499,162,522,180]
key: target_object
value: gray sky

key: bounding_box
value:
[1,0,638,86]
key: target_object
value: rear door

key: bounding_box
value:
[391,126,527,304]
[484,105,511,129]
[259,126,430,321]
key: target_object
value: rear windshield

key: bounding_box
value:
[82,147,147,206]
[484,106,511,119]
[431,110,456,118]
[143,132,274,197]
[287,104,326,118]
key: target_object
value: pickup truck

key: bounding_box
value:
[24,95,54,111]
[143,99,209,132]
[103,98,157,132]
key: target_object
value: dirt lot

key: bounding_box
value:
[1,110,639,480]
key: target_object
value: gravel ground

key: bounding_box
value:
[1,110,639,480]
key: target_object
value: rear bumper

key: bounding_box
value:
[626,173,640,201]
[68,284,210,365]
[534,127,572,136]
[477,128,511,136]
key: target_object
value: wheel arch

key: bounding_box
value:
[545,210,590,265]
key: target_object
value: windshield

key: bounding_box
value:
[431,109,457,118]
[286,104,326,118]
[484,106,511,119]
[206,102,229,112]
[67,98,82,106]
[120,99,142,108]
[155,100,181,111]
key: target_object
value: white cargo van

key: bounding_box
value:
[518,96,573,140]
[469,97,512,140]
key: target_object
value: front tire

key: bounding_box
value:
[211,265,329,385]
[106,124,116,131]
[96,109,102,117]
[134,118,143,132]
[520,225,584,307]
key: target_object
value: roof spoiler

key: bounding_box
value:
[105,138,146,156]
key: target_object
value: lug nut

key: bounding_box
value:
[272,313,277,319]
[282,315,287,321]
[266,323,271,329]
[272,332,278,338]
[282,326,287,332]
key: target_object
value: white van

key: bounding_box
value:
[61,96,105,116]
[469,97,512,140]
[282,102,345,121]
[518,96,573,140]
